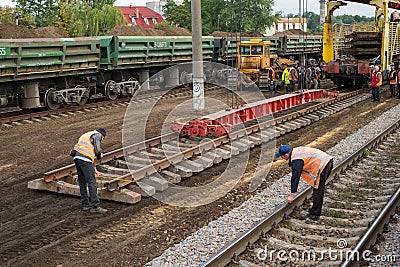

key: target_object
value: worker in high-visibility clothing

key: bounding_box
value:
[275,145,333,220]
[371,65,382,103]
[71,128,107,213]
[282,64,291,94]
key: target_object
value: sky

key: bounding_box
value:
[1,0,377,17]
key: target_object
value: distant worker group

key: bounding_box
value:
[369,63,400,103]
[281,62,322,94]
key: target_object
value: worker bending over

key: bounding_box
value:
[275,145,333,220]
[71,128,107,213]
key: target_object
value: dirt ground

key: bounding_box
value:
[0,88,399,267]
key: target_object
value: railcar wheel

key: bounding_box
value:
[44,88,60,110]
[78,94,88,105]
[128,77,140,97]
[105,80,119,100]
[77,86,89,105]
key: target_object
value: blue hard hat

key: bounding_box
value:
[275,145,291,157]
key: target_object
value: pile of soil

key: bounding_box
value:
[108,25,191,36]
[211,30,264,37]
[0,23,68,39]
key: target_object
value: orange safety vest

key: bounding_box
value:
[288,67,298,81]
[291,147,333,189]
[267,68,276,80]
[397,70,400,84]
[376,72,382,87]
[74,130,98,163]
[389,70,397,85]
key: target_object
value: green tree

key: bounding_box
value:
[163,0,276,35]
[163,0,191,29]
[305,11,323,34]
[15,0,60,27]
[0,6,14,24]
[58,0,126,36]
[332,14,373,24]
[84,0,115,8]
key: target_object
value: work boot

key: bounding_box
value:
[90,207,107,213]
[300,213,319,221]
[82,205,91,211]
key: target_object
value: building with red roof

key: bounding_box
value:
[118,5,165,28]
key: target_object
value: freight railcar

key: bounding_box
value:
[0,36,214,110]
[0,33,323,110]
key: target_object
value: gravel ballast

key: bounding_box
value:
[146,104,400,266]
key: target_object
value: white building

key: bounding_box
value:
[265,17,308,36]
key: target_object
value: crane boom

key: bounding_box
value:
[344,0,400,9]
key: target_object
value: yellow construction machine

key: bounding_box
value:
[237,39,295,89]
[237,39,271,88]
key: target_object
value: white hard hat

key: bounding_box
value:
[375,66,380,70]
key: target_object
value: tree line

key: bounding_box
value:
[0,0,374,37]
[0,0,126,37]
[162,0,374,35]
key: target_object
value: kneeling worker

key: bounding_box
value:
[71,128,107,213]
[275,145,333,220]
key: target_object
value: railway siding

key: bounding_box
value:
[146,104,400,267]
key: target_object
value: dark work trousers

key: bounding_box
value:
[397,84,400,98]
[372,87,381,102]
[74,159,100,208]
[290,80,296,92]
[390,84,396,97]
[309,159,333,216]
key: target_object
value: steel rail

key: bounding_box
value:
[42,86,217,182]
[341,187,400,267]
[44,133,176,182]
[104,89,365,190]
[0,96,132,124]
[201,115,400,267]
[0,87,196,124]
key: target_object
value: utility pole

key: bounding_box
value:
[191,0,204,111]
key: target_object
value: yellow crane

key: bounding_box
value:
[323,0,400,71]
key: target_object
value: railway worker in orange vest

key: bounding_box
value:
[71,128,107,213]
[371,65,382,103]
[389,64,397,98]
[275,145,333,220]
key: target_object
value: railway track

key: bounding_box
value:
[2,89,396,266]
[202,114,400,267]
[29,90,370,204]
[0,86,208,127]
